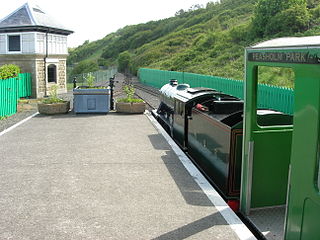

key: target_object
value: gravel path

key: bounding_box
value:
[0,109,38,133]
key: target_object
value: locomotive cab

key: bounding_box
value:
[172,88,218,149]
[187,95,292,203]
[241,36,320,240]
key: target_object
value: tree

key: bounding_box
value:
[266,5,310,35]
[117,51,132,73]
[175,9,185,16]
[307,0,320,8]
[71,60,99,75]
[251,0,309,38]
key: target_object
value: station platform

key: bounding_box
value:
[0,111,256,240]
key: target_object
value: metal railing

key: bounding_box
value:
[69,67,118,87]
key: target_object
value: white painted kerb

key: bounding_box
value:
[145,111,257,240]
[0,112,39,137]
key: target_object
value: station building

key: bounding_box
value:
[0,2,73,98]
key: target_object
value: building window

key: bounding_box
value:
[47,64,57,83]
[8,35,21,52]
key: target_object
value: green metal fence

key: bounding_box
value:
[18,73,32,98]
[0,77,18,117]
[0,73,32,117]
[69,67,118,86]
[138,68,294,115]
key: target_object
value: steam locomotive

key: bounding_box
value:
[153,79,293,209]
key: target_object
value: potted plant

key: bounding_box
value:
[73,73,111,113]
[116,85,145,114]
[38,85,70,114]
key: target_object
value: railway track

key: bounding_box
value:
[133,83,160,97]
[132,82,160,110]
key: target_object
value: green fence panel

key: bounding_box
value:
[0,77,18,116]
[138,68,294,115]
[0,73,32,117]
[18,73,32,98]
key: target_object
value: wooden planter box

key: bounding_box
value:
[38,101,70,115]
[116,102,146,114]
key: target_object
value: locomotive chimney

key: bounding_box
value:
[169,79,178,86]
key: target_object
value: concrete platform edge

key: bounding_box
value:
[145,111,257,240]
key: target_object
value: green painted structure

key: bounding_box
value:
[139,36,320,239]
[242,36,320,240]
[138,68,294,115]
[0,73,32,116]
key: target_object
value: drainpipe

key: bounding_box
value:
[43,28,49,97]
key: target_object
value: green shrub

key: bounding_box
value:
[0,64,20,79]
[117,98,144,103]
[86,73,95,87]
[117,84,144,103]
[123,84,135,99]
[41,85,65,104]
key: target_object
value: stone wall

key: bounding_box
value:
[0,54,68,98]
[58,59,67,94]
[36,59,45,98]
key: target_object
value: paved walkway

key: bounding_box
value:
[0,111,252,240]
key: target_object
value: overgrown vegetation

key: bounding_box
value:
[68,0,320,87]
[0,64,20,79]
[70,60,99,76]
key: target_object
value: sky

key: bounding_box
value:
[0,0,216,48]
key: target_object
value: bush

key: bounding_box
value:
[0,64,20,79]
[266,5,310,35]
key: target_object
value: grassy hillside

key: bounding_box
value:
[68,0,320,86]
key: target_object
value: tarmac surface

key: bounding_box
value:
[0,76,254,239]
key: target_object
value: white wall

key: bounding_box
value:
[0,35,5,53]
[0,32,68,55]
[22,33,35,53]
[37,33,68,55]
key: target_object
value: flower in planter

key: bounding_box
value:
[117,84,144,103]
[86,73,95,88]
[38,85,70,114]
[41,85,65,104]
[116,85,145,114]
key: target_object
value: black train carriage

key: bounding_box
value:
[155,80,293,209]
[187,97,244,202]
[154,80,244,203]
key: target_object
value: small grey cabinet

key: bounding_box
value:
[73,88,110,113]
